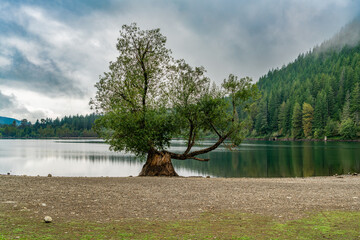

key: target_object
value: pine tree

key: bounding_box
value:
[283,101,292,135]
[313,90,327,134]
[342,91,351,121]
[325,84,335,118]
[291,102,302,139]
[255,99,269,135]
[302,102,314,138]
[340,118,356,139]
[278,101,286,135]
[350,82,360,124]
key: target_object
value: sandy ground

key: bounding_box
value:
[0,175,359,222]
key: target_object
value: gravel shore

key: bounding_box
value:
[1,175,359,222]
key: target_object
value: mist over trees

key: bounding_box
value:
[250,35,360,140]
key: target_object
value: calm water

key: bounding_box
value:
[0,139,359,177]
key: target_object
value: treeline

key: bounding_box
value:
[251,41,360,140]
[0,114,99,138]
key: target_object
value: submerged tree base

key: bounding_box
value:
[139,150,179,176]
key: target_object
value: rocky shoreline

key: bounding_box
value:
[1,175,359,222]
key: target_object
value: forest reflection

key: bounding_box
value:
[1,140,359,177]
[172,141,360,177]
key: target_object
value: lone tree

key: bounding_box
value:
[90,23,258,176]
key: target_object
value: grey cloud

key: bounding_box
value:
[0,4,90,98]
[316,18,360,52]
[184,0,360,80]
[2,0,359,87]
[0,90,15,109]
[0,50,85,97]
[0,90,45,121]
[105,0,360,81]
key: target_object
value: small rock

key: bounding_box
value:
[206,176,210,178]
[129,175,133,177]
[41,203,47,207]
[47,174,52,177]
[20,207,30,212]
[44,216,52,223]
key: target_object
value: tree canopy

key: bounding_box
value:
[90,23,258,176]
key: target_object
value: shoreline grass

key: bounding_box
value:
[1,209,359,240]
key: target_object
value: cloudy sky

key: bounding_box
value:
[0,0,359,122]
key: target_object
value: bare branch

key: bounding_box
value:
[183,118,194,155]
[165,130,233,161]
[190,157,209,161]
[209,121,222,138]
[186,133,230,158]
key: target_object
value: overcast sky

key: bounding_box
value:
[0,0,359,122]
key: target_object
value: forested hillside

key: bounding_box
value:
[0,114,98,138]
[252,20,360,139]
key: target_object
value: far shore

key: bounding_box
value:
[247,137,360,142]
[1,136,360,142]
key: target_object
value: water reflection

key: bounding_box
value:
[0,140,359,177]
[172,141,360,177]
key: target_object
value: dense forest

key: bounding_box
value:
[0,114,98,138]
[251,23,360,140]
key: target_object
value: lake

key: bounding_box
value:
[0,139,359,177]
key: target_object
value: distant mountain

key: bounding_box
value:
[251,19,360,139]
[0,116,21,125]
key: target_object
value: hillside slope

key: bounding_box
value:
[252,19,360,139]
[0,116,20,125]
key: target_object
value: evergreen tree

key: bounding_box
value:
[342,91,351,121]
[255,99,269,135]
[350,82,360,124]
[291,102,302,139]
[283,101,292,135]
[340,118,356,139]
[325,117,339,137]
[325,84,335,118]
[302,102,314,138]
[278,101,287,135]
[313,90,327,135]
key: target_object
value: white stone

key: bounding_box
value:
[44,216,52,223]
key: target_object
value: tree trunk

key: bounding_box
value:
[139,150,179,176]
